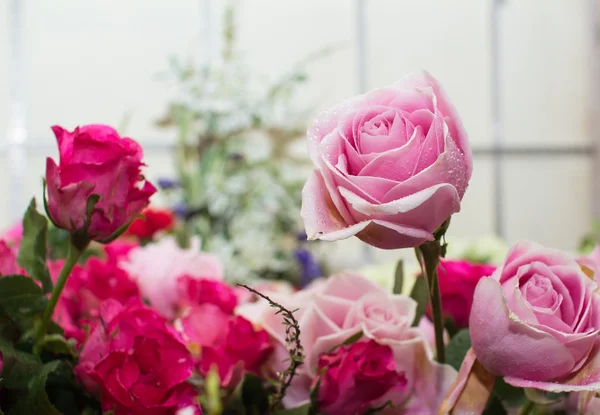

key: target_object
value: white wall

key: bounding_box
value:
[0,0,595,254]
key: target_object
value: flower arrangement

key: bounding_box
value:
[0,70,598,415]
[154,1,331,284]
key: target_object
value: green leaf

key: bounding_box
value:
[0,338,42,389]
[327,330,363,354]
[409,277,429,326]
[493,378,526,408]
[445,329,471,371]
[38,334,76,358]
[392,260,404,295]
[240,373,269,415]
[273,404,311,415]
[308,376,321,415]
[0,275,48,318]
[17,198,52,293]
[24,361,64,415]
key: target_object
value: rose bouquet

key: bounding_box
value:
[0,70,598,415]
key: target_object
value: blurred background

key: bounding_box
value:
[1,0,598,280]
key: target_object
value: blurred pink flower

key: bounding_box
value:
[120,237,223,318]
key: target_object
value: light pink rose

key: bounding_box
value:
[45,125,156,242]
[470,241,600,392]
[120,237,223,318]
[251,272,456,413]
[301,71,472,249]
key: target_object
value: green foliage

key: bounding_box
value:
[0,339,42,389]
[17,199,52,293]
[239,373,270,415]
[392,260,404,295]
[326,330,363,354]
[0,276,48,319]
[493,378,527,409]
[409,276,429,326]
[445,329,471,371]
[272,404,310,415]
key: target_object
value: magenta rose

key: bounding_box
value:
[177,275,238,314]
[315,340,406,415]
[427,259,496,328]
[52,258,139,345]
[301,71,472,249]
[45,124,156,243]
[176,305,272,387]
[470,241,600,391]
[76,299,196,413]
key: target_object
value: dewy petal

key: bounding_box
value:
[470,278,576,381]
[504,339,600,392]
[301,170,354,241]
[338,183,460,239]
[393,70,472,179]
[380,133,470,203]
[355,219,434,250]
[358,125,426,182]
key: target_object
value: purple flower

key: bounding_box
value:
[157,178,180,190]
[294,247,322,287]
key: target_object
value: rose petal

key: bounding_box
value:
[470,278,576,381]
[504,339,600,392]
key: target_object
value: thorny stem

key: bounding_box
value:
[238,284,304,412]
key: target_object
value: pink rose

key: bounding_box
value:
[252,272,455,413]
[1,223,22,248]
[315,340,406,415]
[470,241,600,392]
[426,259,496,328]
[77,300,196,414]
[121,237,223,318]
[177,276,238,314]
[103,239,139,264]
[53,258,139,345]
[301,71,472,249]
[45,124,156,242]
[0,240,25,276]
[176,305,272,387]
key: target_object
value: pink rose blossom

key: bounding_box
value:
[250,272,455,413]
[52,258,139,345]
[45,124,156,242]
[1,223,22,247]
[301,71,472,249]
[470,241,600,392]
[120,237,223,318]
[103,239,139,264]
[177,276,238,314]
[315,340,406,415]
[426,259,496,328]
[0,240,25,276]
[176,305,272,387]
[77,299,195,414]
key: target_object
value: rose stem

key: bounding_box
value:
[418,240,446,364]
[416,218,450,364]
[33,238,85,355]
